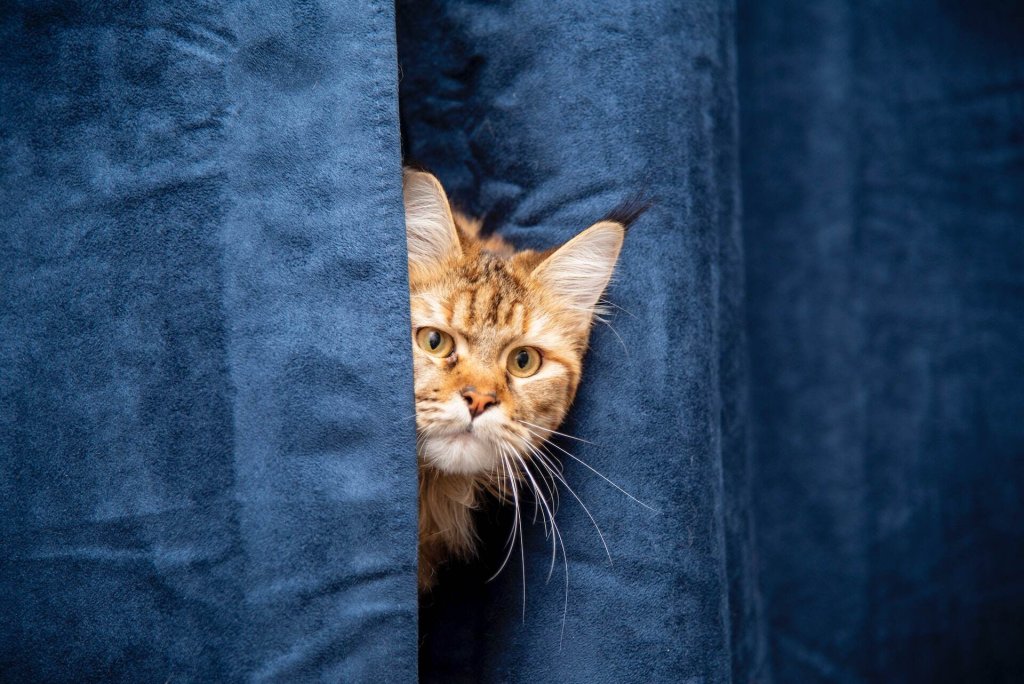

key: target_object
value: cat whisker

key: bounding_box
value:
[526,456,543,527]
[520,447,571,647]
[512,449,571,646]
[494,445,527,621]
[488,449,520,584]
[595,316,630,357]
[502,441,543,530]
[520,425,658,513]
[488,459,506,502]
[494,457,509,503]
[598,296,638,320]
[512,433,613,567]
[505,428,561,513]
[510,443,559,580]
[499,438,548,532]
[517,420,595,446]
[513,457,527,621]
[532,453,561,516]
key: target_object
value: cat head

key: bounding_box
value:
[405,169,631,476]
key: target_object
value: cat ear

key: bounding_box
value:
[531,220,625,322]
[403,169,462,270]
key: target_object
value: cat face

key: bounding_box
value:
[405,170,624,476]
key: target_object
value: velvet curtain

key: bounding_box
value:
[2,1,1021,682]
[740,3,1024,681]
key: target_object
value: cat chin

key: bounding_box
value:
[421,431,499,475]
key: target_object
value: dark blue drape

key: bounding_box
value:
[2,1,1022,682]
[397,0,763,681]
[397,1,764,682]
[2,2,416,680]
[740,2,1024,682]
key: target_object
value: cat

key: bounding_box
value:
[405,168,641,591]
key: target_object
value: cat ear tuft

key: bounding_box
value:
[602,194,652,231]
[403,169,462,270]
[531,220,625,323]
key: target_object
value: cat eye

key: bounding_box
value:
[416,327,455,358]
[506,346,542,378]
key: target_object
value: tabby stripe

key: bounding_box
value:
[509,302,525,332]
[467,287,479,326]
[486,292,501,325]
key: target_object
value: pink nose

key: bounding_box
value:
[462,388,498,418]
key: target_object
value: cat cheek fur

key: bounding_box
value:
[405,169,624,591]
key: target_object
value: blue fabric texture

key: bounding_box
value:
[2,1,416,681]
[739,3,1024,682]
[1,1,1022,682]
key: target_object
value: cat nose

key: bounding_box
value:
[462,387,498,418]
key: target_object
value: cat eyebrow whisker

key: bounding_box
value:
[598,296,638,320]
[563,300,630,356]
[590,314,630,356]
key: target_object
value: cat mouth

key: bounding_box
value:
[422,424,487,449]
[446,427,492,447]
[436,419,480,437]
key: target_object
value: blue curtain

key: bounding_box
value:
[2,2,416,680]
[2,2,1021,683]
[740,3,1024,682]
[397,2,762,681]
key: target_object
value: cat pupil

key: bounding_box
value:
[429,331,440,349]
[516,350,528,368]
